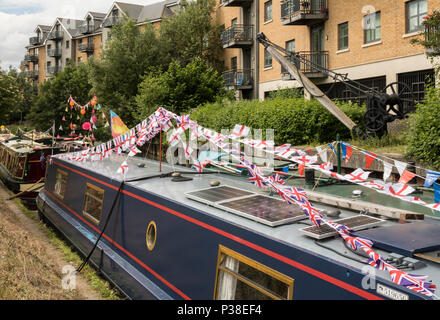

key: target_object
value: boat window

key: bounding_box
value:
[214,246,293,300]
[83,183,104,225]
[54,169,68,199]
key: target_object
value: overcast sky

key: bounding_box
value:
[0,0,158,70]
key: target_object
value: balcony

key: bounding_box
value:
[78,43,94,53]
[281,0,328,26]
[79,24,94,34]
[25,70,39,79]
[24,54,38,63]
[47,66,62,75]
[281,51,328,79]
[47,30,63,40]
[102,16,120,28]
[47,48,62,58]
[424,24,440,56]
[223,69,253,90]
[221,25,254,49]
[220,0,253,7]
[29,36,42,46]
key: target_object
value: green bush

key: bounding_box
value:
[190,97,365,145]
[407,86,440,169]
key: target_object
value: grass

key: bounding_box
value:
[13,198,123,300]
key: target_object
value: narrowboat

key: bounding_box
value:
[0,135,61,193]
[36,154,440,300]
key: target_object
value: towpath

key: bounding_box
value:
[0,181,111,300]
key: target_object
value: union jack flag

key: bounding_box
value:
[326,220,353,235]
[340,234,373,251]
[192,160,207,173]
[385,264,436,296]
[248,164,268,188]
[267,173,285,185]
[279,186,308,203]
[300,201,323,228]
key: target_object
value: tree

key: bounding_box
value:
[0,67,33,124]
[87,17,161,127]
[135,58,227,121]
[158,0,224,71]
[410,10,440,61]
[27,64,92,133]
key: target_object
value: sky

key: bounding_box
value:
[0,0,158,70]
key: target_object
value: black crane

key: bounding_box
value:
[256,33,416,138]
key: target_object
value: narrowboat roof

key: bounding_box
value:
[1,138,49,153]
[57,154,440,297]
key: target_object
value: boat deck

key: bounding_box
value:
[64,155,440,299]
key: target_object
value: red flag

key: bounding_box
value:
[298,164,305,177]
[398,170,417,184]
[364,151,376,169]
[345,145,353,164]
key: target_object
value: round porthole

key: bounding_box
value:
[146,221,157,251]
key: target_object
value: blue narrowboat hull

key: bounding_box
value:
[36,158,429,300]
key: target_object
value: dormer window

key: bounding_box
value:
[112,8,118,17]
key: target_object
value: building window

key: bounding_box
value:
[264,1,272,22]
[406,0,427,33]
[66,40,69,49]
[338,22,349,50]
[77,57,83,64]
[398,69,434,103]
[231,56,237,71]
[54,169,68,199]
[231,18,237,27]
[214,246,294,300]
[286,39,295,53]
[264,49,272,68]
[83,183,104,225]
[363,11,381,44]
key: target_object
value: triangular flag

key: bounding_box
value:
[298,164,305,177]
[394,160,407,176]
[315,146,327,163]
[341,143,347,161]
[398,170,417,184]
[434,183,440,203]
[364,151,376,169]
[345,145,353,164]
[383,162,393,182]
[424,170,440,188]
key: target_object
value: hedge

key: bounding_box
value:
[190,97,365,146]
[407,86,440,169]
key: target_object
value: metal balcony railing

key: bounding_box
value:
[29,36,41,46]
[25,70,39,79]
[281,0,328,24]
[102,16,120,28]
[281,51,328,77]
[47,48,62,57]
[79,24,94,34]
[78,43,94,52]
[221,25,253,47]
[24,54,39,63]
[223,69,253,88]
[47,66,62,75]
[425,24,440,56]
[47,30,63,40]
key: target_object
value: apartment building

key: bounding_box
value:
[23,0,179,85]
[216,0,439,101]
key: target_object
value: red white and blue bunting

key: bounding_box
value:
[52,107,438,298]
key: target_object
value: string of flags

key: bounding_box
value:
[62,94,110,140]
[52,107,437,298]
